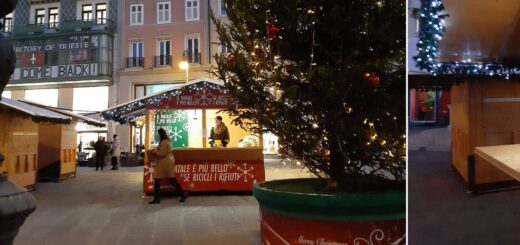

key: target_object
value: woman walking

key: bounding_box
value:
[149,128,188,204]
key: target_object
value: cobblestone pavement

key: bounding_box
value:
[15,159,311,245]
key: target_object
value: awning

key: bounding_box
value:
[20,100,106,127]
[0,97,71,124]
[101,79,227,124]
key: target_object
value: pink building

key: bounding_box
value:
[115,0,229,152]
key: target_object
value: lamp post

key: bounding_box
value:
[179,61,189,83]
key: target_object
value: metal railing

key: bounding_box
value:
[12,18,115,35]
[127,57,144,68]
[183,51,201,64]
[154,55,172,67]
[47,21,59,29]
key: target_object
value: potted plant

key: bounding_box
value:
[212,0,405,243]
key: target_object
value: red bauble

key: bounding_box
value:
[284,65,292,74]
[364,72,380,88]
[226,53,236,63]
[268,24,281,36]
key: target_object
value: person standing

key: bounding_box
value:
[110,134,121,170]
[93,136,108,171]
[209,116,230,147]
[149,128,188,204]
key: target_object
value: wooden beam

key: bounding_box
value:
[202,109,207,148]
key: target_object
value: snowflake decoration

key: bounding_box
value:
[236,162,255,182]
[183,122,189,131]
[170,127,184,142]
[194,89,216,106]
[173,110,186,122]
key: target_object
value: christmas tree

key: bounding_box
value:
[212,0,405,190]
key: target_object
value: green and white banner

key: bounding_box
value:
[154,110,189,148]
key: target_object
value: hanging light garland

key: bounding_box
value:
[414,0,520,79]
[101,81,227,124]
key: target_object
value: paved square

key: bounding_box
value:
[15,160,311,245]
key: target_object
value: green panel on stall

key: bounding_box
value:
[154,110,189,148]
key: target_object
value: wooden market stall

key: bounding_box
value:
[21,101,106,181]
[413,1,520,192]
[101,80,265,195]
[0,97,71,189]
[451,80,520,190]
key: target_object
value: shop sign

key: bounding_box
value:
[9,35,103,82]
[148,87,234,109]
[260,209,406,245]
[153,110,189,147]
[143,160,265,192]
[11,64,98,80]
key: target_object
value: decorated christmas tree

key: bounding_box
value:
[212,0,405,190]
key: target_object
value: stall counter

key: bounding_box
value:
[144,148,265,194]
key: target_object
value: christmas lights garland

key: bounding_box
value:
[101,81,226,124]
[414,0,520,79]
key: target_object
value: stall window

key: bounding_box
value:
[206,110,258,148]
[35,9,45,24]
[48,7,59,28]
[82,5,93,21]
[185,0,199,21]
[130,4,144,25]
[96,3,107,24]
[157,2,171,24]
[25,89,59,107]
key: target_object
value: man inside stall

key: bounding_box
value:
[209,116,230,147]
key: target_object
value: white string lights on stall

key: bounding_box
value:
[101,82,227,124]
[414,0,520,79]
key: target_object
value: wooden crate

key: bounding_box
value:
[37,121,77,181]
[451,80,520,184]
[0,109,38,190]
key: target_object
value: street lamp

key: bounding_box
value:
[179,61,189,83]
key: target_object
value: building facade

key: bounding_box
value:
[1,0,119,145]
[114,0,233,152]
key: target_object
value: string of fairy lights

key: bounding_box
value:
[101,81,226,124]
[414,0,520,79]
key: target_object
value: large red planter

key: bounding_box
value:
[253,178,405,245]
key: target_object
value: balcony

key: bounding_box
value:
[11,18,115,36]
[12,23,46,35]
[127,57,144,69]
[60,18,115,32]
[154,55,172,67]
[183,51,201,64]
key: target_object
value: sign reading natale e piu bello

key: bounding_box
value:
[9,34,112,82]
